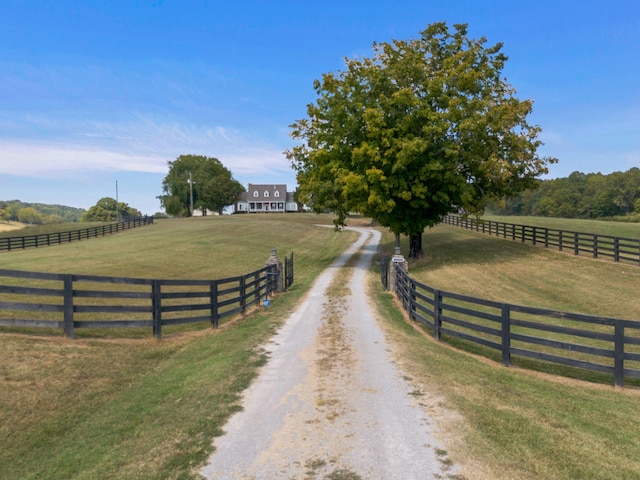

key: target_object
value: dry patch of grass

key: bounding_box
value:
[0,221,25,233]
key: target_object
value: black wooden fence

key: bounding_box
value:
[0,258,288,339]
[0,217,154,252]
[443,214,640,265]
[393,264,640,387]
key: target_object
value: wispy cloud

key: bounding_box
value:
[0,113,293,180]
[0,142,167,176]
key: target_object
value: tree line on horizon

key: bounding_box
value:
[0,200,85,225]
[489,168,640,221]
[0,198,143,225]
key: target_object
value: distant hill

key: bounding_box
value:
[0,200,86,223]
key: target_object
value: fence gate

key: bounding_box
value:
[380,255,389,290]
[284,252,294,291]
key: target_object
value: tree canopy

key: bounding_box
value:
[287,22,556,257]
[80,197,141,222]
[491,167,640,220]
[160,155,245,216]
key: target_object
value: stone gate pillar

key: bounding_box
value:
[389,246,408,293]
[264,248,283,293]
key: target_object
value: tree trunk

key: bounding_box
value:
[409,232,423,259]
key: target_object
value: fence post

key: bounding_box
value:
[63,274,74,339]
[593,236,598,259]
[544,228,549,248]
[433,289,442,341]
[210,280,218,328]
[614,238,620,263]
[240,275,246,314]
[559,231,563,252]
[501,304,511,367]
[614,321,625,387]
[152,280,162,339]
[574,233,579,256]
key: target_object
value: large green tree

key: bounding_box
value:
[160,155,244,216]
[81,197,141,222]
[287,22,556,257]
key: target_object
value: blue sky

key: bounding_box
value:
[1,0,638,215]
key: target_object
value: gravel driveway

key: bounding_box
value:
[199,227,458,479]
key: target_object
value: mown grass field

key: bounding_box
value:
[1,213,639,479]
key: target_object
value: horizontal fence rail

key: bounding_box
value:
[443,214,640,266]
[393,264,640,387]
[0,216,154,252]
[0,257,290,338]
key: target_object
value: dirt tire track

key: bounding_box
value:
[199,228,458,479]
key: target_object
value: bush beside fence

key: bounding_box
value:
[0,216,154,252]
[443,214,640,265]
[0,251,293,339]
[391,264,640,387]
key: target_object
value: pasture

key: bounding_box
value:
[1,213,639,479]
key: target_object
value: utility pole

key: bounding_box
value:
[116,180,120,222]
[188,172,194,215]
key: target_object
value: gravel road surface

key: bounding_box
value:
[199,227,457,479]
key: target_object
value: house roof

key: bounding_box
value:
[246,184,287,200]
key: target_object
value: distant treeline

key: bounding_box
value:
[0,200,85,224]
[489,168,640,221]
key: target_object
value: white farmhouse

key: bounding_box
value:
[233,184,302,213]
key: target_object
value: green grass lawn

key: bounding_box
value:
[2,213,640,479]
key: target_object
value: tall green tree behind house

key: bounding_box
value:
[160,155,244,216]
[287,22,556,257]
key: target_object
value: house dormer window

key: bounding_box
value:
[264,190,269,197]
[274,191,280,198]
[253,191,259,197]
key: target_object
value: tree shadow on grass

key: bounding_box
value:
[378,226,544,272]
